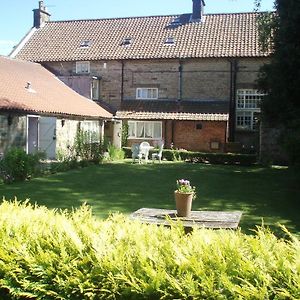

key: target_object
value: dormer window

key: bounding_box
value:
[76,61,90,74]
[122,37,132,46]
[80,40,92,48]
[165,37,175,45]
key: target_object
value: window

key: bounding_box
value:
[76,61,90,74]
[91,78,100,100]
[165,37,175,45]
[121,37,132,46]
[128,121,162,139]
[79,40,92,48]
[236,89,265,130]
[81,121,100,142]
[136,88,158,100]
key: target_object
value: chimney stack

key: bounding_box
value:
[33,1,51,28]
[192,0,205,21]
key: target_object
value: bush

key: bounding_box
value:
[0,148,42,183]
[107,144,125,161]
[123,147,257,166]
[74,129,104,163]
[0,201,299,299]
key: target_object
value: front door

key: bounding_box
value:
[39,117,57,159]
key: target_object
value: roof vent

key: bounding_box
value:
[165,37,175,45]
[25,82,36,93]
[121,37,132,46]
[80,40,92,48]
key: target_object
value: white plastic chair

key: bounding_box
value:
[152,143,164,163]
[139,141,151,163]
[131,144,142,163]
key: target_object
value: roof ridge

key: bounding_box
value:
[45,10,270,24]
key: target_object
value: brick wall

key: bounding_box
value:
[125,119,227,152]
[172,120,227,152]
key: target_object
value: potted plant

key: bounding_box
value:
[174,179,196,217]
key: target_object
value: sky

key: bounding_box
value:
[0,0,275,56]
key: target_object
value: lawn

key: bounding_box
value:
[1,161,299,235]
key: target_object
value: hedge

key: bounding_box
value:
[0,201,299,299]
[123,147,257,166]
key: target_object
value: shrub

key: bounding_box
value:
[123,147,257,166]
[74,129,103,163]
[0,201,299,299]
[0,148,42,183]
[107,144,125,161]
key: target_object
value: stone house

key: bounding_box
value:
[11,0,270,152]
[0,56,112,159]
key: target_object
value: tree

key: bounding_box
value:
[256,0,300,165]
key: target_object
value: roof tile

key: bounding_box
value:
[0,56,112,119]
[14,12,270,62]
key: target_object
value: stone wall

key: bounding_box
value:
[260,125,288,164]
[0,115,26,155]
[55,118,102,158]
[46,57,268,107]
[45,57,268,151]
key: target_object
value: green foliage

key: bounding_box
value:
[121,123,129,147]
[0,201,299,299]
[123,147,257,166]
[256,0,300,165]
[0,148,42,183]
[74,129,103,163]
[107,144,125,161]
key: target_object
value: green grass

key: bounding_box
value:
[1,161,299,235]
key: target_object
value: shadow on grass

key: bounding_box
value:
[1,162,299,235]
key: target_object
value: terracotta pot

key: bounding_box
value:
[174,191,194,217]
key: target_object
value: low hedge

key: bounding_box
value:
[123,147,257,166]
[0,201,299,299]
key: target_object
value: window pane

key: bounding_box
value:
[236,112,253,130]
[128,122,136,137]
[76,61,90,74]
[91,79,99,100]
[153,122,162,138]
[137,122,144,138]
[144,122,153,138]
[136,88,158,99]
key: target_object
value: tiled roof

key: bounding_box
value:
[14,12,269,62]
[0,56,112,119]
[116,111,228,121]
[116,100,229,121]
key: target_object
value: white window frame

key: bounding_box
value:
[128,121,162,139]
[91,78,100,100]
[136,88,158,100]
[236,89,265,131]
[76,61,90,74]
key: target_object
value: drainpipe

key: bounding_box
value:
[171,120,175,146]
[228,59,238,142]
[121,60,125,102]
[178,60,183,101]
